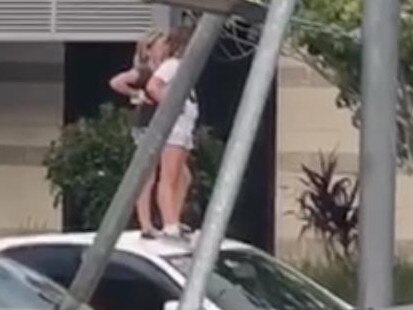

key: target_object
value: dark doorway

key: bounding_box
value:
[63,42,135,230]
[197,49,276,252]
[64,42,135,123]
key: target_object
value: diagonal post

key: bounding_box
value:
[58,13,226,310]
[177,0,296,309]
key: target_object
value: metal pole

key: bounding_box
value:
[178,0,296,309]
[358,0,400,307]
[59,13,226,310]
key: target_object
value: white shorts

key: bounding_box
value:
[167,101,198,150]
[131,101,198,150]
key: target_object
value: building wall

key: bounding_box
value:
[0,42,63,235]
[276,56,413,261]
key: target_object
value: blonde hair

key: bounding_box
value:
[133,30,165,67]
[165,26,194,58]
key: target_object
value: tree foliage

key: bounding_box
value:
[44,105,135,230]
[289,0,413,166]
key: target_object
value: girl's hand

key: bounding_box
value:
[130,89,156,105]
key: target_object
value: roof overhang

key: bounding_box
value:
[144,0,267,23]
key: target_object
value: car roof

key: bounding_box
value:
[0,230,251,258]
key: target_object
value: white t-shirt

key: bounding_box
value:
[153,57,198,119]
[153,58,199,149]
[153,57,180,84]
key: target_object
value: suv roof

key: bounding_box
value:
[0,230,250,258]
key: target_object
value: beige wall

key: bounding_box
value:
[0,43,63,235]
[276,56,413,261]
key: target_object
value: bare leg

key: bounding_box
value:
[175,164,192,222]
[157,146,189,228]
[136,170,156,232]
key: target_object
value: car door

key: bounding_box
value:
[2,243,181,310]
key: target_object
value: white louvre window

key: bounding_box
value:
[0,0,160,41]
[0,1,51,34]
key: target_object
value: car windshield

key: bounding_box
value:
[166,249,349,310]
[0,257,89,309]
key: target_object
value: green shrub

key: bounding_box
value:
[298,259,413,306]
[187,126,224,223]
[44,104,224,231]
[44,105,135,230]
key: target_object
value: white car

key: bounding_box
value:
[0,231,352,310]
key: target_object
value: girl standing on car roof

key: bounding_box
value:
[109,27,196,239]
[145,26,198,239]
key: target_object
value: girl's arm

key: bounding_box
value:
[145,59,179,104]
[145,76,168,104]
[109,69,139,97]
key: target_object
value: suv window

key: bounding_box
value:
[4,244,180,310]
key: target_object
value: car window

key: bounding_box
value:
[4,244,180,310]
[0,257,85,309]
[4,244,83,287]
[167,249,349,310]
